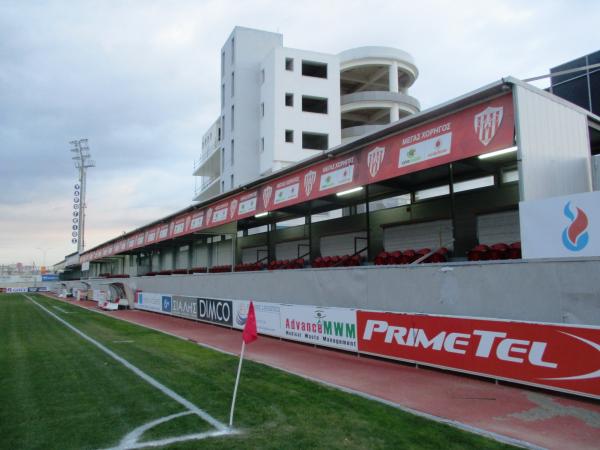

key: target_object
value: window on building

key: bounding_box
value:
[231,105,234,130]
[285,57,294,71]
[247,225,269,235]
[231,140,234,166]
[261,69,265,84]
[285,93,293,107]
[221,84,225,107]
[221,148,225,172]
[221,51,224,76]
[311,209,343,223]
[277,217,305,228]
[218,125,221,141]
[302,132,328,150]
[500,168,518,183]
[230,174,234,189]
[260,137,265,153]
[285,129,294,143]
[231,72,234,97]
[221,180,225,192]
[302,60,327,78]
[453,175,495,193]
[415,185,450,201]
[302,96,328,114]
[231,37,235,64]
[261,102,264,117]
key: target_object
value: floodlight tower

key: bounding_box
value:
[69,139,95,254]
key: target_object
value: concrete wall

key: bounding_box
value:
[81,257,600,327]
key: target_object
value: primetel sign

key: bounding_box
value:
[520,191,599,259]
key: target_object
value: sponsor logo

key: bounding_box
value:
[198,298,233,326]
[283,309,356,347]
[304,170,317,196]
[230,199,238,219]
[262,186,273,208]
[236,302,249,327]
[367,146,385,177]
[171,296,198,319]
[190,214,203,229]
[161,296,172,313]
[562,202,589,252]
[474,106,503,146]
[173,222,185,235]
[362,319,557,368]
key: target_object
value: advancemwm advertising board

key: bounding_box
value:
[357,311,600,399]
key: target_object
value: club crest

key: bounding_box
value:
[262,186,273,208]
[367,146,385,177]
[474,106,503,146]
[304,170,317,196]
[230,199,238,219]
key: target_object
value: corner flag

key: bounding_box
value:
[242,301,257,344]
[229,301,258,427]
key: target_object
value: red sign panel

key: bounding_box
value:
[81,93,514,262]
[357,311,600,399]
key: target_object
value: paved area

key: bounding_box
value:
[53,297,600,450]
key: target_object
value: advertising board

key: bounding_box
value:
[136,292,168,313]
[5,287,28,293]
[356,310,600,399]
[171,296,198,320]
[520,191,600,259]
[42,274,60,281]
[279,304,358,351]
[232,300,281,337]
[197,298,233,326]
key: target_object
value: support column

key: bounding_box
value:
[390,105,400,123]
[389,62,399,92]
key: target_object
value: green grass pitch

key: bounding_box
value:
[0,293,517,449]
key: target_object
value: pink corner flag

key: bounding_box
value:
[242,301,258,344]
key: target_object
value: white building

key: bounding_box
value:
[193,27,419,202]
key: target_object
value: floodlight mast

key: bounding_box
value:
[69,139,95,254]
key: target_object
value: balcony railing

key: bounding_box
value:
[193,143,220,175]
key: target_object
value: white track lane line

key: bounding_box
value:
[25,295,230,433]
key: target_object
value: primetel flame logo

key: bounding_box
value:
[562,201,589,252]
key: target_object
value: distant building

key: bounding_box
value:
[549,50,600,115]
[193,27,420,202]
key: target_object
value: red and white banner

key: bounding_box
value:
[81,94,514,262]
[357,311,600,399]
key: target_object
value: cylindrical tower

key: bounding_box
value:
[338,46,420,143]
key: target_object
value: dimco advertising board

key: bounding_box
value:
[232,300,281,337]
[356,311,600,399]
[279,305,358,351]
[171,296,198,320]
[197,298,233,326]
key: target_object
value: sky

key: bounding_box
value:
[1,0,598,266]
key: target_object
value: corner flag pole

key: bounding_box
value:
[229,341,245,427]
[229,300,257,428]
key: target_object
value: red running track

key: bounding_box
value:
[54,297,600,450]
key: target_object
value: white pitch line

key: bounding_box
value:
[25,295,230,433]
